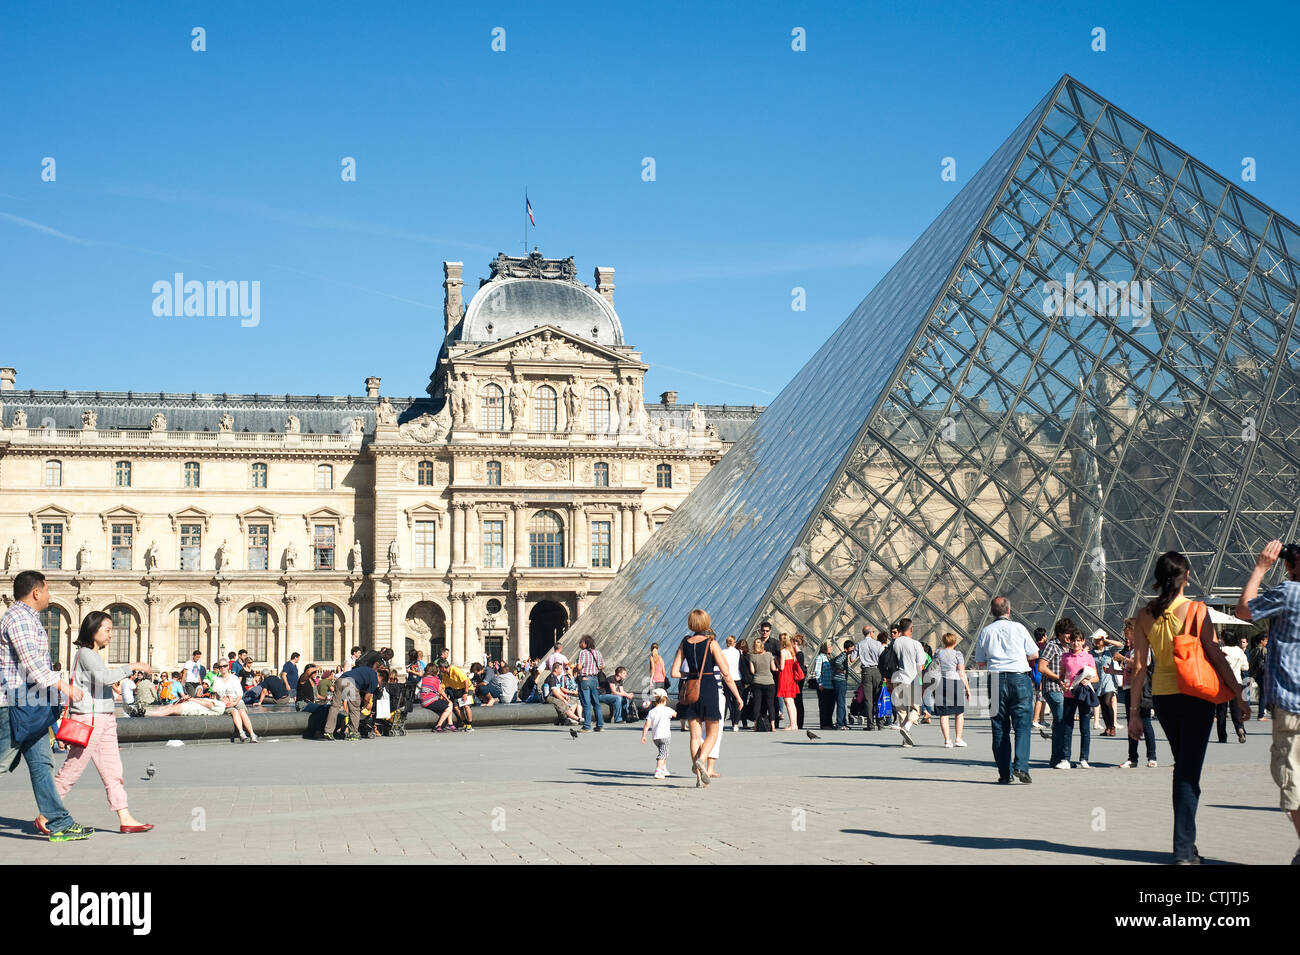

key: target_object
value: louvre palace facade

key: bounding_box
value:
[0,251,761,671]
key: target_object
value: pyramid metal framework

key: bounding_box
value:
[576,75,1300,671]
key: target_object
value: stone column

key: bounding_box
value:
[215,592,232,661]
[630,502,643,555]
[514,590,528,662]
[281,594,297,663]
[575,589,588,618]
[465,504,477,568]
[144,593,162,670]
[573,505,588,568]
[388,592,403,659]
[620,504,634,569]
[450,591,467,663]
[450,502,464,568]
[512,502,529,569]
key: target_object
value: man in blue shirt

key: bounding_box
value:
[973,596,1039,785]
[1235,539,1300,864]
[280,653,300,699]
[318,663,377,740]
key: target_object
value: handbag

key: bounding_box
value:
[677,634,713,706]
[54,650,94,748]
[792,658,806,683]
[8,683,60,747]
[1172,601,1236,704]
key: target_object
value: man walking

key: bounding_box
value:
[973,596,1039,784]
[1235,540,1300,864]
[888,619,929,746]
[1038,619,1074,766]
[0,571,94,841]
[856,625,883,730]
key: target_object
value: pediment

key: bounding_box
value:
[403,501,445,528]
[236,506,281,531]
[168,505,213,531]
[457,325,629,365]
[99,505,145,532]
[303,506,344,530]
[30,503,74,532]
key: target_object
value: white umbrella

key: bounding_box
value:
[1206,606,1249,626]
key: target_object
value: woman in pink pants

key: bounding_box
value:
[37,610,154,834]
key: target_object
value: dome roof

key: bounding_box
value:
[456,252,624,346]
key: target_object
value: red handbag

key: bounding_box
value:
[54,650,94,748]
[1172,601,1237,705]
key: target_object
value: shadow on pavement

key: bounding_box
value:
[841,828,1240,864]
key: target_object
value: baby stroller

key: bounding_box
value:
[369,681,417,737]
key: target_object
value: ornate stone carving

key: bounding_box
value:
[523,459,568,482]
[285,414,301,434]
[647,418,688,448]
[351,416,365,436]
[508,378,527,432]
[471,459,485,480]
[81,410,97,430]
[76,543,91,571]
[350,540,363,572]
[689,403,706,431]
[436,461,450,483]
[399,407,450,444]
[387,538,401,571]
[375,397,397,426]
[398,460,417,484]
[284,543,297,571]
[3,539,18,572]
[562,377,582,432]
[218,413,234,433]
[456,371,474,426]
[150,413,166,432]
[12,410,26,428]
[144,541,160,572]
[214,539,229,572]
[489,250,578,282]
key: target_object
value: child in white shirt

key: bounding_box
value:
[641,689,676,778]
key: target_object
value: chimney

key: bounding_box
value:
[594,267,615,307]
[443,261,464,335]
[365,376,381,398]
[0,368,14,391]
[660,390,678,407]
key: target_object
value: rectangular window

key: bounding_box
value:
[314,524,335,570]
[180,524,202,570]
[108,607,132,664]
[415,520,437,569]
[482,520,504,569]
[251,463,267,488]
[246,608,268,662]
[114,461,132,487]
[184,462,200,488]
[247,523,269,570]
[41,523,63,570]
[590,520,612,568]
[594,462,609,487]
[111,523,133,570]
[45,461,62,487]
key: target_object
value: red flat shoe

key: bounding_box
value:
[120,824,154,834]
[34,818,50,835]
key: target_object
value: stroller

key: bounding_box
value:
[361,682,417,737]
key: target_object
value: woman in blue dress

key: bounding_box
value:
[670,609,744,788]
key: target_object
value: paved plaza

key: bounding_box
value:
[1,713,1290,865]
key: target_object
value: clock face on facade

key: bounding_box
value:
[485,598,503,615]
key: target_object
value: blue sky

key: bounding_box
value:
[2,0,1297,405]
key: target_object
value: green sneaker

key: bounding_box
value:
[49,824,94,843]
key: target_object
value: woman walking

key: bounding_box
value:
[669,610,743,786]
[38,611,154,835]
[1060,631,1099,768]
[775,633,800,733]
[746,637,777,731]
[735,638,753,729]
[934,632,970,747]
[649,643,667,691]
[1091,632,1123,734]
[1129,551,1249,863]
[792,633,808,730]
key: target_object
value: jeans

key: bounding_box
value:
[989,671,1033,778]
[1045,689,1067,765]
[1216,698,1245,740]
[1128,707,1157,763]
[1153,693,1215,862]
[0,706,74,833]
[1062,696,1092,762]
[816,687,835,728]
[579,676,604,729]
[833,677,848,728]
[598,693,630,722]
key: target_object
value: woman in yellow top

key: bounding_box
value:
[1129,551,1249,864]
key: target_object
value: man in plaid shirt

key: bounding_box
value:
[0,571,94,841]
[574,635,605,732]
[1037,618,1074,769]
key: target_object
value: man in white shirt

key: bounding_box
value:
[722,636,742,730]
[889,618,929,746]
[972,596,1039,784]
[1218,634,1250,744]
[541,642,568,674]
[182,650,205,697]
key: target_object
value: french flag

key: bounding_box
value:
[526,196,535,226]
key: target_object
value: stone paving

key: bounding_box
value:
[0,715,1291,864]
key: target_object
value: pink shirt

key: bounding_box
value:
[1060,650,1097,699]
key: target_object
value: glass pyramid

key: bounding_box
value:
[578,75,1300,668]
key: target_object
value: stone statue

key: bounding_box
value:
[214,540,228,572]
[351,416,365,437]
[562,378,580,432]
[284,543,297,571]
[218,413,234,433]
[3,539,17,572]
[508,379,527,432]
[76,543,90,572]
[150,413,166,432]
[613,378,630,432]
[387,538,401,571]
[350,540,363,572]
[445,373,462,428]
[81,410,97,430]
[689,403,706,431]
[11,410,26,428]
[285,414,301,434]
[144,541,160,572]
[375,397,397,426]
[458,371,475,427]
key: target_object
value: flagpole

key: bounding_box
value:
[524,187,528,254]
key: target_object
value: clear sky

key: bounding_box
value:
[2,0,1297,405]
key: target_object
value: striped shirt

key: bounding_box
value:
[575,648,603,677]
[0,600,59,706]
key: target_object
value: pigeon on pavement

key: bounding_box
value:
[806,730,821,741]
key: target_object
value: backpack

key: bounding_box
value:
[878,643,901,681]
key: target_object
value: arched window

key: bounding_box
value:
[184,461,201,488]
[588,387,611,434]
[39,606,62,664]
[534,385,558,432]
[486,461,502,486]
[656,463,672,488]
[114,461,132,487]
[108,605,134,664]
[313,606,336,660]
[45,460,62,487]
[251,462,268,488]
[316,464,333,490]
[177,606,202,658]
[480,384,505,431]
[418,460,435,486]
[528,510,565,568]
[246,607,269,662]
[593,462,610,487]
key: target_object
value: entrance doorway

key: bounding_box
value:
[529,600,568,659]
